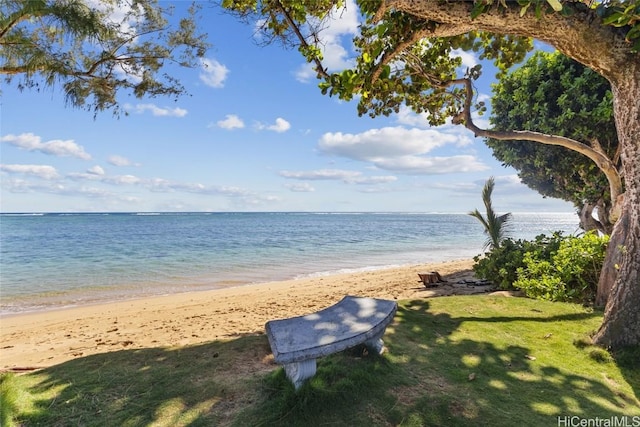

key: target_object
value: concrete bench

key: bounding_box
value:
[265,295,397,389]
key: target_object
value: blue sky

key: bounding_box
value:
[0,1,575,213]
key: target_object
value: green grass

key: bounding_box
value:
[3,295,639,426]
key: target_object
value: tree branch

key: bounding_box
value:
[0,1,48,40]
[274,0,329,78]
[0,66,34,75]
[456,76,624,219]
[378,0,634,83]
[370,28,429,84]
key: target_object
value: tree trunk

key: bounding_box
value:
[595,212,626,307]
[383,0,640,349]
[592,66,640,349]
[595,197,614,235]
[593,207,640,348]
[579,202,603,234]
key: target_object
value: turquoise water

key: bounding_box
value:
[0,212,580,314]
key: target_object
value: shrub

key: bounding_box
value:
[473,232,564,289]
[513,231,609,304]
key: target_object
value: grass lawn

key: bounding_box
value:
[2,295,639,426]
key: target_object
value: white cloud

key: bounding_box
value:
[477,93,491,103]
[295,63,317,82]
[318,126,487,175]
[285,182,316,192]
[143,178,279,207]
[68,171,142,186]
[107,174,141,185]
[108,155,138,167]
[395,106,431,128]
[471,111,491,130]
[256,117,291,133]
[395,98,490,133]
[295,0,360,82]
[1,162,280,209]
[351,175,397,185]
[269,117,291,132]
[200,58,229,88]
[1,133,91,160]
[450,48,479,69]
[319,127,458,158]
[216,114,245,130]
[85,0,139,36]
[1,164,60,180]
[439,175,543,199]
[126,103,188,117]
[280,169,362,181]
[372,155,488,174]
[279,169,397,185]
[84,0,145,84]
[87,165,105,175]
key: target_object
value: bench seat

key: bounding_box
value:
[265,295,397,389]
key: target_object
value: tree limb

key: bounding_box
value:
[378,0,633,83]
[274,0,329,78]
[0,1,48,40]
[370,28,429,84]
[456,76,624,219]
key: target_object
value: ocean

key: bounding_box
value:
[0,212,580,315]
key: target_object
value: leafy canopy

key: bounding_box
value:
[0,0,209,115]
[224,0,637,138]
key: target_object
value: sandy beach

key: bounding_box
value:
[0,259,488,371]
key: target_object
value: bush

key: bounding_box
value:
[472,232,564,290]
[513,231,609,304]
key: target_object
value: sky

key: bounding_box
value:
[0,1,575,214]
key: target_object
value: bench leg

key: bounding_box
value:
[364,330,387,354]
[284,359,317,390]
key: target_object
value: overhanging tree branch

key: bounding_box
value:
[1,0,209,115]
[381,0,631,83]
[455,76,624,220]
[274,0,329,79]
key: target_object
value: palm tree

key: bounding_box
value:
[468,177,512,251]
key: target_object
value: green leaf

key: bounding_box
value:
[546,0,563,12]
[470,2,487,20]
[602,12,626,26]
[380,64,391,80]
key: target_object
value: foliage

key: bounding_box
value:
[5,297,638,425]
[468,177,512,251]
[597,0,640,52]
[472,232,564,289]
[221,0,640,126]
[0,0,209,114]
[488,51,618,232]
[514,231,610,304]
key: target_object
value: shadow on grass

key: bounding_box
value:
[15,296,640,427]
[612,345,640,408]
[18,335,275,426]
[391,299,639,426]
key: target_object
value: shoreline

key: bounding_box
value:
[0,259,490,371]
[0,260,465,318]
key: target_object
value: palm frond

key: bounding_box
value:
[468,177,512,251]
